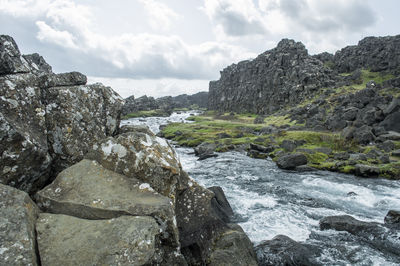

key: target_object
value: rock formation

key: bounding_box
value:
[208,39,337,114]
[0,35,257,265]
[122,91,208,115]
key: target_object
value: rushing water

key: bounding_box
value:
[122,112,400,265]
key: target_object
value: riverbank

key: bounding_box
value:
[160,111,400,179]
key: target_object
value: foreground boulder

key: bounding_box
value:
[0,35,124,194]
[44,83,123,173]
[86,131,188,199]
[255,235,320,266]
[276,153,308,170]
[1,74,52,193]
[37,213,162,266]
[36,214,161,266]
[35,159,184,264]
[0,184,39,265]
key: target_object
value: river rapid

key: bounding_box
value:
[122,111,400,265]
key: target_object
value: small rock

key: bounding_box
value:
[354,164,380,177]
[280,140,297,152]
[377,140,396,152]
[276,153,308,170]
[384,210,400,226]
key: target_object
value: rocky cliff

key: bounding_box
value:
[208,35,400,115]
[0,35,257,265]
[122,91,208,115]
[208,39,337,114]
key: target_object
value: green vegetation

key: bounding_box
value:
[161,110,399,179]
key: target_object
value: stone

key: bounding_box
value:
[280,140,297,152]
[255,235,320,266]
[39,72,87,88]
[247,150,269,159]
[354,164,380,177]
[36,213,161,266]
[0,184,39,266]
[384,210,400,226]
[259,125,277,135]
[194,142,217,160]
[254,115,265,124]
[353,125,375,144]
[0,35,30,74]
[384,97,400,115]
[35,159,183,263]
[208,186,234,223]
[334,152,350,160]
[22,53,52,73]
[341,126,355,140]
[377,131,400,141]
[86,132,188,199]
[176,182,228,265]
[119,124,154,135]
[276,153,308,170]
[342,107,359,121]
[320,215,400,256]
[217,132,232,139]
[379,112,400,132]
[208,224,258,266]
[0,74,52,194]
[392,149,400,157]
[250,143,275,153]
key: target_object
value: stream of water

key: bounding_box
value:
[122,111,400,265]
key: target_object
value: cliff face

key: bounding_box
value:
[334,35,400,73]
[208,35,400,115]
[122,91,208,115]
[208,39,337,114]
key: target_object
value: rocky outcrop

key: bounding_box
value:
[85,131,188,199]
[0,35,123,194]
[333,35,400,73]
[122,92,208,116]
[0,184,39,266]
[208,39,337,114]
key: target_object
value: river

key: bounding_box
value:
[122,111,400,265]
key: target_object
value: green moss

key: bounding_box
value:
[341,165,356,174]
[379,162,400,179]
[304,152,329,165]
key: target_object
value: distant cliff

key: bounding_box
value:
[208,35,400,114]
[122,91,208,115]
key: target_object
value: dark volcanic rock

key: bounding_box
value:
[0,35,30,74]
[194,142,217,160]
[208,39,337,114]
[276,153,308,170]
[320,215,400,256]
[333,35,400,73]
[0,35,123,194]
[384,210,400,227]
[255,235,321,266]
[208,186,234,223]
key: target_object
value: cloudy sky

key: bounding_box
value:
[1,0,398,98]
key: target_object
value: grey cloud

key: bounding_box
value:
[214,4,267,36]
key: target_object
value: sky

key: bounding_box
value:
[1,0,399,98]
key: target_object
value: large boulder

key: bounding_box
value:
[0,73,52,193]
[39,72,87,88]
[194,142,218,160]
[86,131,188,199]
[36,214,161,266]
[0,35,30,74]
[353,125,375,144]
[22,53,53,73]
[208,224,258,266]
[0,184,39,265]
[276,153,308,170]
[379,111,400,133]
[44,83,123,173]
[176,182,230,264]
[384,210,400,227]
[35,159,183,263]
[255,235,320,266]
[320,215,400,256]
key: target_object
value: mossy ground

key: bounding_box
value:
[162,111,399,179]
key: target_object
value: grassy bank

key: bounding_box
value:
[161,112,400,179]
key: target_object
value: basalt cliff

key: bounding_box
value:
[0,35,257,265]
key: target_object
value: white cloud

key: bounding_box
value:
[202,0,268,36]
[139,0,181,31]
[36,20,78,49]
